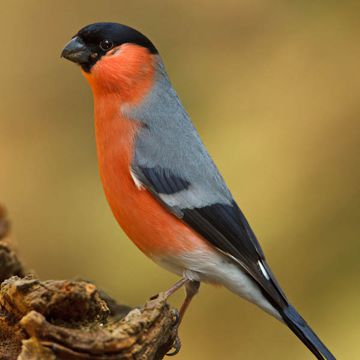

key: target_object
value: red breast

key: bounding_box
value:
[81,44,209,259]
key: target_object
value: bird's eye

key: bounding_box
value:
[99,39,113,51]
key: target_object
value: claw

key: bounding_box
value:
[166,334,181,356]
[171,309,180,326]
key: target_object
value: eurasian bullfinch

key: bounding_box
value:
[61,22,335,359]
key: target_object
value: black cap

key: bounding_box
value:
[61,22,158,72]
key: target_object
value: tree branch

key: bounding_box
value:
[0,205,179,360]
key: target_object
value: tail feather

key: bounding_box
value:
[281,305,335,360]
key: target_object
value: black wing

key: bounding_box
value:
[132,165,288,309]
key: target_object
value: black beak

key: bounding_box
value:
[61,36,91,64]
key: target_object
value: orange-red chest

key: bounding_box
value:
[83,45,208,260]
[93,96,204,258]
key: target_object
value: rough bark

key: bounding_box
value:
[0,205,179,360]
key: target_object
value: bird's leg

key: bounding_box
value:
[150,277,188,302]
[164,277,189,298]
[167,280,200,356]
[179,280,200,324]
[163,278,200,323]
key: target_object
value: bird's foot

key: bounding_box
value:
[171,308,181,326]
[166,333,181,356]
[166,309,181,356]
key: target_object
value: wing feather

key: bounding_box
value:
[132,164,288,309]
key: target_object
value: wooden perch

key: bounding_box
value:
[0,205,179,360]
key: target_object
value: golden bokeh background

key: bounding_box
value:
[1,1,359,359]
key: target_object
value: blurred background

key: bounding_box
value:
[1,1,359,359]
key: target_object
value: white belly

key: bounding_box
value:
[154,248,281,320]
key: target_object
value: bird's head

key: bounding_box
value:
[61,22,158,101]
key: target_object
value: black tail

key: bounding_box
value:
[280,305,335,359]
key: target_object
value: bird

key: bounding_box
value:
[61,22,335,359]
